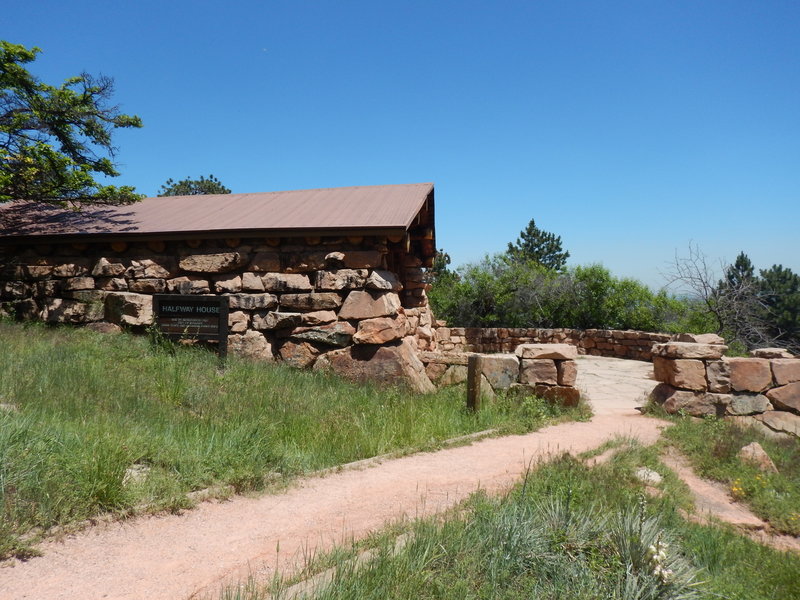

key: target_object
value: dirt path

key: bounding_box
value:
[0,356,665,600]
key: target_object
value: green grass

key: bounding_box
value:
[0,320,585,559]
[225,449,800,600]
[661,414,800,536]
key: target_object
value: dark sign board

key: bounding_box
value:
[153,295,229,357]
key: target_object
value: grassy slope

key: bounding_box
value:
[0,320,584,559]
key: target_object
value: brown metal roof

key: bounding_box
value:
[0,183,435,241]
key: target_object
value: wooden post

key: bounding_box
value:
[467,354,483,412]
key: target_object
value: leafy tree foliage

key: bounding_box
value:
[506,218,570,271]
[759,264,800,348]
[0,41,142,205]
[158,174,231,196]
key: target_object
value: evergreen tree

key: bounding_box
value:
[158,174,230,196]
[506,218,570,271]
[759,264,800,348]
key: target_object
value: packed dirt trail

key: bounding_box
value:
[0,356,665,600]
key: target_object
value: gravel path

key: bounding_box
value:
[0,356,665,600]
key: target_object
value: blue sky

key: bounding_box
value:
[4,1,799,288]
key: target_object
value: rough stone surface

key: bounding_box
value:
[262,273,313,292]
[302,310,337,326]
[706,360,731,393]
[282,252,327,273]
[635,467,663,485]
[738,442,778,473]
[228,330,273,361]
[128,278,166,294]
[425,362,448,383]
[213,275,242,293]
[280,293,342,312]
[653,385,731,417]
[314,337,435,393]
[438,365,468,386]
[278,340,320,368]
[771,359,800,385]
[656,358,707,390]
[534,384,581,407]
[515,343,578,360]
[314,269,367,291]
[92,258,126,277]
[726,357,772,392]
[338,291,400,320]
[228,311,250,333]
[96,277,128,291]
[180,252,247,274]
[519,359,558,385]
[52,259,90,278]
[105,292,153,327]
[651,342,727,360]
[166,276,210,295]
[726,394,772,416]
[227,293,278,311]
[480,354,520,391]
[754,411,800,438]
[248,252,281,272]
[43,298,89,323]
[673,332,726,345]
[751,347,794,359]
[252,311,302,331]
[556,360,578,387]
[291,322,355,347]
[241,272,265,292]
[353,316,406,345]
[63,276,95,291]
[365,270,403,292]
[342,251,383,269]
[766,382,800,414]
[127,259,173,279]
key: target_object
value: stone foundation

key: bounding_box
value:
[650,340,800,438]
[421,343,581,405]
[434,327,670,361]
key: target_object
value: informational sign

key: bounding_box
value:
[152,295,229,358]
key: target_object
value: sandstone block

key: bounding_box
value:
[280,292,342,312]
[557,360,578,387]
[252,311,302,331]
[425,362,448,383]
[19,263,54,280]
[278,340,320,368]
[302,310,337,326]
[726,357,772,392]
[105,292,153,327]
[515,343,578,360]
[52,259,90,278]
[43,298,88,324]
[661,389,731,417]
[262,273,313,292]
[727,394,772,416]
[338,291,401,320]
[365,270,402,291]
[291,321,355,347]
[771,359,800,385]
[227,330,273,361]
[282,252,327,273]
[666,359,707,391]
[313,337,435,393]
[751,347,794,359]
[249,252,280,272]
[706,360,731,393]
[228,311,250,333]
[418,351,470,366]
[651,342,727,360]
[533,384,581,407]
[754,411,800,438]
[0,281,29,300]
[228,293,278,310]
[738,441,778,473]
[480,354,520,391]
[439,365,468,386]
[127,259,173,279]
[342,250,384,269]
[166,276,210,295]
[314,269,368,291]
[520,359,558,385]
[179,252,247,273]
[652,356,670,382]
[62,276,95,291]
[213,274,242,293]
[673,333,726,345]
[766,382,800,414]
[128,278,166,294]
[96,277,128,291]
[353,315,406,345]
[241,272,265,292]
[36,280,60,296]
[92,257,126,277]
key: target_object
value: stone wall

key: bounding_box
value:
[420,344,581,405]
[0,237,437,391]
[650,341,800,438]
[435,326,671,361]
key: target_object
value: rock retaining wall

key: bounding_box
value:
[434,326,670,361]
[0,237,438,392]
[420,343,581,405]
[650,342,800,438]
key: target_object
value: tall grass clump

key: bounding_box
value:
[0,320,583,558]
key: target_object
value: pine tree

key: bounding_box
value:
[506,218,569,271]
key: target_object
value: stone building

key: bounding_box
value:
[0,183,438,391]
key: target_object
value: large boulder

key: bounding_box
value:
[754,411,800,438]
[353,315,407,345]
[105,292,153,327]
[252,311,302,331]
[726,357,772,393]
[92,257,126,277]
[262,273,313,292]
[556,360,578,387]
[650,383,730,417]
[519,359,558,385]
[766,382,800,414]
[365,270,402,292]
[228,293,278,310]
[338,290,401,320]
[706,360,731,393]
[751,348,794,359]
[227,330,273,361]
[771,359,800,385]
[480,354,520,390]
[291,321,355,347]
[278,340,321,368]
[651,342,727,360]
[738,442,778,473]
[313,337,435,393]
[727,394,772,416]
[515,343,577,360]
[314,269,368,291]
[653,358,707,391]
[179,252,247,274]
[127,258,174,279]
[280,292,342,312]
[673,333,726,345]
